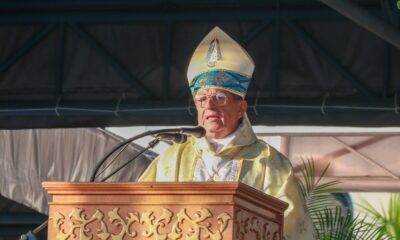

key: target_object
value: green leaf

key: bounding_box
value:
[297,158,391,240]
[313,207,383,240]
[358,193,400,239]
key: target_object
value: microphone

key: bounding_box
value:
[177,126,206,138]
[154,133,188,144]
[150,126,206,138]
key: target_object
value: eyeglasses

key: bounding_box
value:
[195,91,228,108]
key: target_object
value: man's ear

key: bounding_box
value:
[238,100,247,118]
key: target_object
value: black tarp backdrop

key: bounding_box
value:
[0,0,399,128]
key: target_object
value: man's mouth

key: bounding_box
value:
[205,115,220,120]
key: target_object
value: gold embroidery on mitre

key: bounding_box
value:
[206,38,222,67]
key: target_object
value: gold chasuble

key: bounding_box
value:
[139,116,316,240]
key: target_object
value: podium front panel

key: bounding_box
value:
[43,182,288,240]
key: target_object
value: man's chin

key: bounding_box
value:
[203,124,223,133]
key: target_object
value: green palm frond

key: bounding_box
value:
[297,158,389,240]
[359,193,400,240]
[298,159,341,215]
[314,207,383,240]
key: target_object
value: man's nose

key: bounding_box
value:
[203,97,217,109]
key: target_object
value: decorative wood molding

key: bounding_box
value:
[234,209,280,240]
[51,207,232,240]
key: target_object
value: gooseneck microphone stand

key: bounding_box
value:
[19,126,202,240]
[91,126,205,181]
[91,130,162,182]
[94,138,160,182]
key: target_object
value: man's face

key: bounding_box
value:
[195,88,247,139]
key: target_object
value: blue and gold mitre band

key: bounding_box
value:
[189,70,250,98]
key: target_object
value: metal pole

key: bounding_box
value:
[320,0,400,49]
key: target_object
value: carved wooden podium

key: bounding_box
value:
[43,182,288,240]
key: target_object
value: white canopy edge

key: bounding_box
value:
[254,125,400,135]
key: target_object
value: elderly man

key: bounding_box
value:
[139,27,316,240]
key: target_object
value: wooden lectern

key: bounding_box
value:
[43,182,288,240]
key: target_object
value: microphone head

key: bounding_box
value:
[155,133,188,144]
[180,126,206,138]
